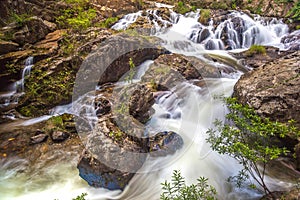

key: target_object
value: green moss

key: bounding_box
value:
[246,45,266,56]
[174,1,195,14]
[108,130,123,141]
[97,17,119,28]
[19,105,39,117]
[210,2,228,10]
[56,0,97,31]
[296,25,300,30]
[49,116,64,128]
[199,9,210,24]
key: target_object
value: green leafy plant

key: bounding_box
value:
[9,12,32,27]
[245,45,266,56]
[125,58,136,83]
[288,1,300,21]
[206,97,299,195]
[160,170,217,200]
[72,193,87,200]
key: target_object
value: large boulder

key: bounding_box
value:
[77,81,184,190]
[0,40,19,55]
[233,51,300,128]
[233,51,300,171]
[12,16,56,45]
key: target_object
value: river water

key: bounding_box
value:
[0,6,297,200]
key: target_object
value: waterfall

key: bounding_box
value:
[0,7,297,200]
[113,9,289,50]
[0,57,34,110]
[19,56,34,93]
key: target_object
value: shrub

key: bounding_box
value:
[206,97,299,195]
[160,170,217,200]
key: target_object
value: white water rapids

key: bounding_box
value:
[0,7,297,200]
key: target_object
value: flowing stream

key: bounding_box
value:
[0,6,297,200]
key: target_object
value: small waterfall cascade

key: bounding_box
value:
[111,11,143,30]
[113,9,290,50]
[19,56,34,92]
[0,57,34,110]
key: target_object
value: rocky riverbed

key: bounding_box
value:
[0,0,299,199]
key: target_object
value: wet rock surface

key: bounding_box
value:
[77,81,184,190]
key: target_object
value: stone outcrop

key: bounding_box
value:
[233,51,300,128]
[129,84,155,124]
[77,83,184,190]
[0,40,19,55]
[12,17,56,45]
[232,46,292,69]
[141,53,240,91]
[234,51,300,171]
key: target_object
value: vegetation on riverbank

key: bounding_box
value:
[207,97,300,195]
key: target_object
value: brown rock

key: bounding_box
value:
[129,84,155,123]
[0,40,19,55]
[233,51,300,171]
[233,51,300,128]
[12,17,55,45]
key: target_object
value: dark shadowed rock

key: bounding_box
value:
[0,40,19,55]
[12,17,56,45]
[129,84,155,123]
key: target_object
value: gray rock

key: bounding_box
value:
[30,133,48,144]
[50,130,70,142]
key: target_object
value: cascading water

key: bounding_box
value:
[20,56,34,92]
[0,57,34,112]
[0,6,297,200]
[113,9,290,50]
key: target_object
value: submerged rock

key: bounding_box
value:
[149,131,184,157]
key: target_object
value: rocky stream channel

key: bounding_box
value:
[0,0,300,199]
